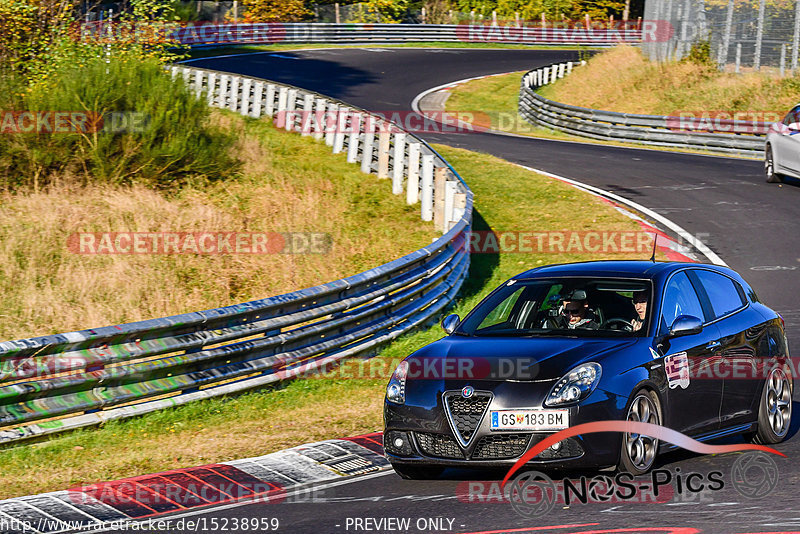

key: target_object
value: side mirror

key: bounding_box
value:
[669,315,703,338]
[788,122,800,132]
[441,314,460,335]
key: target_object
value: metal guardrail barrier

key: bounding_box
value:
[518,61,769,157]
[0,66,473,445]
[167,22,642,46]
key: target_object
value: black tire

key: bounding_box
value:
[752,365,792,444]
[391,463,444,480]
[618,389,662,476]
[765,145,784,184]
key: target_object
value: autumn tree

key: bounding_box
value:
[241,0,312,22]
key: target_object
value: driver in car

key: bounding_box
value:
[544,289,600,330]
[631,290,648,332]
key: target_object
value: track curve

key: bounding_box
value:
[169,48,800,534]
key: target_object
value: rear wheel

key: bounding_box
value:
[766,146,784,183]
[391,463,444,480]
[619,389,662,475]
[752,366,792,444]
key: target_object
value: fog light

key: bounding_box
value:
[550,441,561,451]
[384,430,415,456]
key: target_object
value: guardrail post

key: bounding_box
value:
[286,89,298,131]
[445,180,457,232]
[392,132,406,194]
[333,107,348,153]
[325,103,339,146]
[301,94,314,136]
[266,84,277,117]
[206,72,217,106]
[171,66,179,79]
[347,113,362,163]
[433,167,447,231]
[275,86,289,128]
[542,68,549,85]
[567,61,573,75]
[406,142,421,205]
[240,78,252,116]
[194,70,205,98]
[557,63,565,78]
[314,98,327,140]
[229,76,240,111]
[218,75,229,108]
[251,81,264,118]
[453,191,467,228]
[420,155,434,221]
[550,65,558,82]
[377,128,391,178]
[360,116,376,173]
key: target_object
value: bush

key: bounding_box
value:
[0,53,238,192]
[683,39,715,68]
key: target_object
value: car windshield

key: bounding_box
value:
[456,277,652,337]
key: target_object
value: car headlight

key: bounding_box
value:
[386,361,409,404]
[545,362,602,407]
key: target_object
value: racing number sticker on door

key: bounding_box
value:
[665,351,690,389]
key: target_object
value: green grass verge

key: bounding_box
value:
[0,142,665,499]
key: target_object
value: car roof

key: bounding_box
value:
[514,260,730,280]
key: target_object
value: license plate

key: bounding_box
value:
[490,409,569,431]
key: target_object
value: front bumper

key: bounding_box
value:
[383,380,625,471]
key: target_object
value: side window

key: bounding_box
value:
[693,270,746,319]
[659,272,705,335]
[477,287,524,330]
[783,106,800,125]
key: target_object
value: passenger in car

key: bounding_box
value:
[542,289,600,330]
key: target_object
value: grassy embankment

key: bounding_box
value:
[0,132,665,498]
[444,45,799,154]
[0,112,436,340]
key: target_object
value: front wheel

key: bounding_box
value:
[618,389,662,475]
[752,366,792,444]
[765,146,784,183]
[391,463,444,480]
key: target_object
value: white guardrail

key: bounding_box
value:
[0,66,473,445]
[519,61,769,157]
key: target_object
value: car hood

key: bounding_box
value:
[406,336,639,382]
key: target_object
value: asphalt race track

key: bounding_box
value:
[173,49,800,534]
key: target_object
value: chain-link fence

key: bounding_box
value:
[644,0,800,73]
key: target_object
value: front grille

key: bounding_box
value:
[415,432,464,459]
[472,433,531,460]
[445,393,491,444]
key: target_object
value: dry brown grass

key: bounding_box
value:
[0,111,436,340]
[540,45,800,117]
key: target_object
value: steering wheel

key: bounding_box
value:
[604,318,633,332]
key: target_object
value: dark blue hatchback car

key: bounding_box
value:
[383,261,792,479]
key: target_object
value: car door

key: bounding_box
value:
[687,269,759,427]
[772,106,800,175]
[656,270,723,436]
